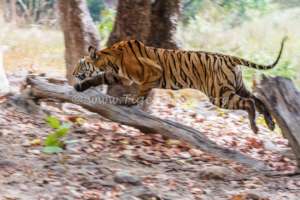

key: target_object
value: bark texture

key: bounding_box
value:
[148,0,180,49]
[107,0,151,46]
[58,0,100,85]
[255,76,300,171]
[25,75,270,171]
[107,0,179,49]
[3,0,17,23]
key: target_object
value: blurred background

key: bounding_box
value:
[0,0,299,86]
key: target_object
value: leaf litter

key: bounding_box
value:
[0,76,299,200]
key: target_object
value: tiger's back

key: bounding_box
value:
[118,40,247,98]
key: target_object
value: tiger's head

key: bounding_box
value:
[72,46,122,81]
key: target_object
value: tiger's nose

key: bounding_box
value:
[78,74,86,80]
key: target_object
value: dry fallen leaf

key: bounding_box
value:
[30,138,41,146]
[166,139,182,146]
[230,194,245,200]
[246,137,264,149]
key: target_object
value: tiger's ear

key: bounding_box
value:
[88,46,98,60]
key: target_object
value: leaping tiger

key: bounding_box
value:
[72,38,287,133]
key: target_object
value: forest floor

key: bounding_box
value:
[1,72,300,200]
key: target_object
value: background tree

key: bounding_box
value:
[148,0,180,49]
[0,1,4,21]
[107,0,180,49]
[3,0,17,23]
[107,0,151,47]
[58,0,100,84]
[2,0,56,25]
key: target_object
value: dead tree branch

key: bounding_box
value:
[255,76,300,171]
[26,75,270,171]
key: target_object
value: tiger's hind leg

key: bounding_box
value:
[237,88,275,131]
[253,96,275,130]
[210,92,259,133]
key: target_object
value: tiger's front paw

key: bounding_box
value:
[74,83,84,92]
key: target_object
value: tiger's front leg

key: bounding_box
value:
[115,57,162,107]
[74,72,123,92]
[136,59,163,107]
[74,72,140,106]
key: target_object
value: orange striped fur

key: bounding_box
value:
[73,38,287,133]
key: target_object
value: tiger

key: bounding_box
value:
[72,38,287,133]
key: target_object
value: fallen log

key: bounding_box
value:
[255,76,300,171]
[26,75,269,171]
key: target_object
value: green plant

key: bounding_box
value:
[87,0,106,22]
[98,8,116,46]
[43,116,71,154]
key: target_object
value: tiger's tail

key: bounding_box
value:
[234,36,288,70]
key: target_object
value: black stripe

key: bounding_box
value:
[144,46,151,58]
[128,41,145,75]
[200,54,207,81]
[134,40,143,57]
[223,56,232,68]
[170,53,183,88]
[181,69,187,83]
[101,51,111,55]
[154,48,162,65]
[220,59,235,86]
[169,56,177,86]
[187,52,191,62]
[228,56,236,66]
[190,59,202,87]
[211,55,217,69]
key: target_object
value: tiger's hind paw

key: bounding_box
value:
[266,119,275,131]
[251,124,259,134]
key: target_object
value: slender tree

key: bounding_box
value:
[58,0,100,84]
[3,0,18,23]
[0,1,3,22]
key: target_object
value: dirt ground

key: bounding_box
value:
[1,73,300,200]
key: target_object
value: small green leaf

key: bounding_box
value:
[46,116,61,129]
[44,134,61,147]
[43,116,72,153]
[54,127,69,138]
[43,146,63,154]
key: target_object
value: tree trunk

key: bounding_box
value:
[107,0,179,49]
[255,76,300,172]
[3,0,18,23]
[0,1,3,23]
[147,0,180,49]
[107,0,151,46]
[10,0,17,23]
[58,0,100,85]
